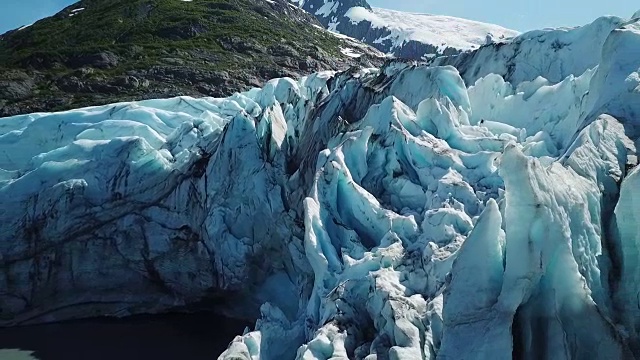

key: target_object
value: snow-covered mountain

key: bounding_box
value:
[290,0,519,59]
[1,8,640,360]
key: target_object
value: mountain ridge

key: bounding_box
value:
[290,0,519,59]
[0,0,384,117]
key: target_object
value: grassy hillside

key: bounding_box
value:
[0,0,380,116]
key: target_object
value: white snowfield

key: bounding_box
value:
[346,7,519,53]
[288,0,519,59]
[1,11,640,360]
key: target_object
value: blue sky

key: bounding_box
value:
[0,0,638,34]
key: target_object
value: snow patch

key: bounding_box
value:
[315,1,338,17]
[345,6,519,53]
[340,47,361,58]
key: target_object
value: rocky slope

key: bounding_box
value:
[1,9,640,360]
[290,0,519,60]
[0,0,383,117]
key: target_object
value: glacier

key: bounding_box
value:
[288,0,519,60]
[343,7,519,55]
[1,10,640,360]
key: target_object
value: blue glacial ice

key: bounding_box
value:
[1,12,640,360]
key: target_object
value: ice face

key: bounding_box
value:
[429,15,628,86]
[613,166,640,349]
[2,14,640,360]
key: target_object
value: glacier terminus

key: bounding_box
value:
[1,6,640,360]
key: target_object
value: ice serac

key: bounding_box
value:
[612,166,640,354]
[429,15,627,86]
[2,11,640,360]
[583,20,640,131]
[498,116,633,360]
[439,199,510,360]
[439,114,635,360]
[0,73,335,325]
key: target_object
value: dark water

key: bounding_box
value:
[0,313,251,360]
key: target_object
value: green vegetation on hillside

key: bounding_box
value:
[0,0,341,70]
[0,0,377,116]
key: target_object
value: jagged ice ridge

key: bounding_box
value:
[1,10,640,360]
